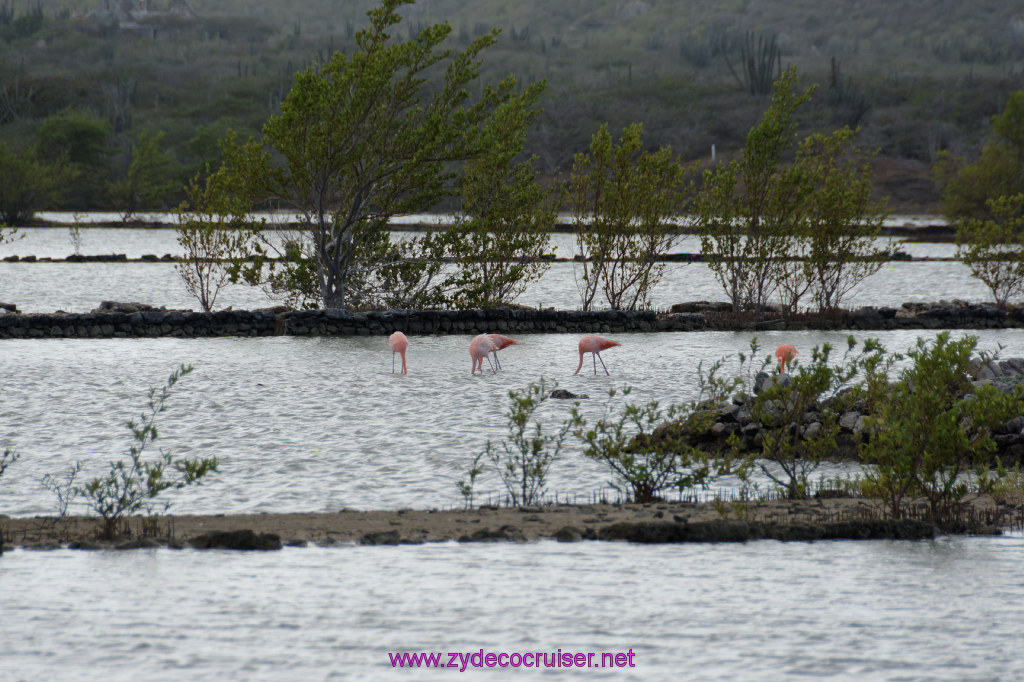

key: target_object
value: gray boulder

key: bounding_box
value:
[189,529,282,551]
[755,371,792,395]
[550,389,589,400]
[839,411,862,432]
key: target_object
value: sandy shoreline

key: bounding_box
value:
[2,495,1016,551]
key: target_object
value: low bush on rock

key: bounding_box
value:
[593,333,1024,521]
[859,332,1024,520]
[738,336,886,499]
[571,358,744,504]
[452,332,1024,525]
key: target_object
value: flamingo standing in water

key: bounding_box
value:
[775,344,798,374]
[487,334,522,370]
[389,331,408,374]
[469,334,498,374]
[574,335,622,375]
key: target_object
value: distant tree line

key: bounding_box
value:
[3,0,1024,314]
[169,2,892,316]
[1,0,1024,218]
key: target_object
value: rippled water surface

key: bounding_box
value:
[4,224,1021,682]
[3,535,1023,681]
[4,328,1024,517]
[2,223,951,260]
[0,227,983,314]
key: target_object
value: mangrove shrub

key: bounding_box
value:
[860,333,1024,520]
[568,122,687,311]
[484,378,572,507]
[219,0,544,309]
[76,365,219,538]
[956,194,1024,309]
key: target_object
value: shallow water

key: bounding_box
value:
[0,227,981,314]
[0,258,987,320]
[2,534,1022,681]
[2,328,1023,518]
[0,259,991,314]
[2,224,952,260]
[3,223,1020,682]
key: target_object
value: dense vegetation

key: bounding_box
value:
[2,0,1023,214]
[469,332,1024,520]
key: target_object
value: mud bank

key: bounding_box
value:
[1,496,1014,552]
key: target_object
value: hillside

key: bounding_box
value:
[2,0,1023,212]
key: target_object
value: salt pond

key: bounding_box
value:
[2,534,1023,680]
[3,223,1021,681]
[4,328,1023,517]
[0,227,989,314]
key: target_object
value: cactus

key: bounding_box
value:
[725,30,781,96]
[828,56,871,127]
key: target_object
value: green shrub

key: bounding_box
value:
[76,365,219,538]
[455,452,485,509]
[744,337,885,499]
[175,166,255,312]
[0,143,73,224]
[483,378,572,506]
[976,460,1024,506]
[860,332,1024,520]
[956,194,1024,309]
[567,122,689,311]
[934,88,1024,221]
[573,358,746,503]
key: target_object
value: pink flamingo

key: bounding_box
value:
[775,344,798,374]
[389,331,408,374]
[469,334,498,374]
[487,334,522,370]
[574,335,622,375]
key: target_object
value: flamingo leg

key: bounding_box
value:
[492,351,502,370]
[392,352,396,374]
[597,352,610,376]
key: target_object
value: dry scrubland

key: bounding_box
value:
[2,0,1023,212]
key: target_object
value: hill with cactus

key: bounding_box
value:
[2,0,1022,212]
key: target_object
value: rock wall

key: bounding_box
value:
[0,306,667,339]
[1,301,1023,339]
